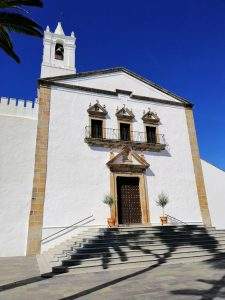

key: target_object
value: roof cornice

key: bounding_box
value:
[38,79,193,108]
[39,67,193,106]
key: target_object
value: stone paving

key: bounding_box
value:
[0,256,40,286]
[1,257,225,299]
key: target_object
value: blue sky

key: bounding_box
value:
[1,0,225,170]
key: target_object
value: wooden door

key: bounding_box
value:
[117,177,142,224]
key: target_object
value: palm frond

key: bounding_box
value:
[0,25,19,62]
[0,0,43,9]
[0,12,43,37]
[0,0,43,62]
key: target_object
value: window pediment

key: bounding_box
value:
[107,146,149,173]
[142,108,160,124]
[87,101,108,118]
[116,105,135,121]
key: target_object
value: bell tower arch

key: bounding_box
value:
[41,22,76,78]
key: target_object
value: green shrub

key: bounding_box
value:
[156,192,169,216]
[103,195,115,207]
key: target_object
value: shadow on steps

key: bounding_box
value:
[52,225,225,274]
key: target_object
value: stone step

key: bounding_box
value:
[62,246,225,267]
[79,226,218,233]
[72,231,225,242]
[54,236,225,257]
[62,240,225,257]
[74,230,222,239]
[105,225,214,230]
[53,251,225,274]
[53,242,225,264]
[72,235,225,249]
[69,242,225,260]
[75,226,208,236]
[44,243,77,254]
[42,231,102,253]
[47,233,225,255]
[48,226,225,276]
[43,227,221,255]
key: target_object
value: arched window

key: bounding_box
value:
[55,43,64,60]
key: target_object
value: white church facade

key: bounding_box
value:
[0,23,225,257]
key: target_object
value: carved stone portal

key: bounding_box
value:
[107,146,149,173]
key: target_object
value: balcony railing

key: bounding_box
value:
[84,126,166,151]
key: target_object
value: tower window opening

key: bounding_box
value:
[55,43,64,60]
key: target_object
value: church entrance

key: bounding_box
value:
[117,176,142,224]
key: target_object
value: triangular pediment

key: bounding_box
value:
[107,146,149,173]
[87,100,108,118]
[42,68,192,106]
[142,108,160,124]
[115,105,134,121]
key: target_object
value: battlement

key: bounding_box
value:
[0,97,38,120]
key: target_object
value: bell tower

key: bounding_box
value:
[40,22,76,78]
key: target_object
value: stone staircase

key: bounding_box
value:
[44,225,225,275]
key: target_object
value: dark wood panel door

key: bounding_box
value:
[117,177,142,224]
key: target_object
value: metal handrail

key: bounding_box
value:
[165,214,188,225]
[41,214,94,242]
[86,126,157,135]
[85,126,166,144]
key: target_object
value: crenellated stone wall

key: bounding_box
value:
[0,97,38,120]
[0,97,38,256]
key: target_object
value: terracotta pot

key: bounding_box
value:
[107,217,115,228]
[160,216,168,225]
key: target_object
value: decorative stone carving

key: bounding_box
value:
[87,100,108,118]
[85,136,166,152]
[109,151,115,159]
[142,108,160,124]
[115,105,134,121]
[107,146,149,173]
[122,147,132,163]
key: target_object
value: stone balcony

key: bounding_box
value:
[84,126,166,151]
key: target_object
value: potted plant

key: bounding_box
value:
[103,195,116,227]
[156,192,169,225]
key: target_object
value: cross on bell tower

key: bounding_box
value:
[40,22,76,78]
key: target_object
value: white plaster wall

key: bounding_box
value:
[144,103,202,224]
[42,85,202,242]
[60,72,181,101]
[0,108,37,256]
[41,65,75,79]
[202,160,225,229]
